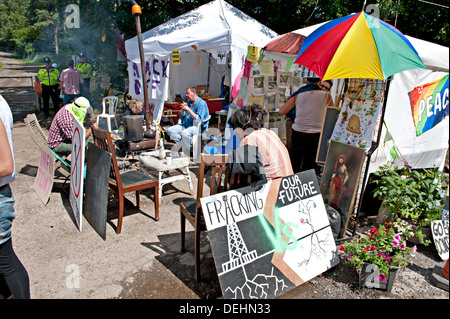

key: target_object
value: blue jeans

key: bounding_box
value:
[0,185,15,245]
[167,124,198,154]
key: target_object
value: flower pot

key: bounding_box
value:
[358,262,400,293]
[407,226,432,245]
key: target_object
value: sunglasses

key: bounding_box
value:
[320,84,330,91]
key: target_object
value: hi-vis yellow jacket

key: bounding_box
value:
[37,67,60,86]
[75,62,93,79]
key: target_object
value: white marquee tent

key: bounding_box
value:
[125,0,278,115]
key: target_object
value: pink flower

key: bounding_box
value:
[393,234,401,242]
[392,241,399,248]
[378,274,386,281]
[399,243,406,250]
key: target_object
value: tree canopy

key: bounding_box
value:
[1,0,448,89]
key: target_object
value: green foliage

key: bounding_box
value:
[371,163,446,245]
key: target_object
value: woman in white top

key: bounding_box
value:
[279,78,334,174]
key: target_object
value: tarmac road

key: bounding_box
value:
[1,51,448,301]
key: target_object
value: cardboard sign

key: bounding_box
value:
[431,220,449,261]
[33,146,55,204]
[70,118,86,231]
[200,170,339,299]
[172,49,181,65]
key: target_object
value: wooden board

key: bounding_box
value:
[200,170,339,299]
[84,144,110,240]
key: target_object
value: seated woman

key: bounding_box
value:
[227,104,293,180]
[124,99,146,119]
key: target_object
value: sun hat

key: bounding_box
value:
[66,96,93,123]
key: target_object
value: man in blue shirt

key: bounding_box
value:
[167,86,209,154]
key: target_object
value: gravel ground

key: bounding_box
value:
[1,51,448,302]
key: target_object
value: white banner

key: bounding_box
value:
[127,53,170,102]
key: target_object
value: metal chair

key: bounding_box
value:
[97,96,119,131]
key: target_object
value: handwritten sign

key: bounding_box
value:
[33,146,55,204]
[200,170,338,299]
[432,220,449,261]
[127,53,170,101]
[172,49,181,65]
[70,118,86,231]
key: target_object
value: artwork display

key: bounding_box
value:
[330,79,384,149]
[320,140,366,238]
[200,170,339,299]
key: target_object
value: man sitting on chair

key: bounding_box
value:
[47,96,98,156]
[167,86,209,154]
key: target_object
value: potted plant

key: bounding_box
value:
[371,163,446,245]
[340,220,417,292]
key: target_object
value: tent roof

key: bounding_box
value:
[264,32,306,55]
[125,0,278,57]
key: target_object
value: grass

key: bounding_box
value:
[0,62,3,69]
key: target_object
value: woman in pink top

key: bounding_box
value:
[228,104,293,180]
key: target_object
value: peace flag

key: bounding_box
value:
[409,74,449,136]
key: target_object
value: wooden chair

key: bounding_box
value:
[180,153,229,281]
[91,127,159,234]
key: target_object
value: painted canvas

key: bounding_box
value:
[320,140,366,237]
[200,170,339,299]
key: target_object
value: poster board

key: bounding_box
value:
[320,140,366,238]
[33,146,55,205]
[70,118,86,231]
[200,170,339,299]
[84,144,110,240]
[431,220,449,261]
[316,107,340,163]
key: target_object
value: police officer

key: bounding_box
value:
[37,56,60,119]
[75,53,92,99]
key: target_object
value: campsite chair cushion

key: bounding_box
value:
[120,170,157,188]
[180,200,205,225]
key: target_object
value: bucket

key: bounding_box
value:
[123,115,143,142]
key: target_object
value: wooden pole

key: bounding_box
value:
[133,4,151,130]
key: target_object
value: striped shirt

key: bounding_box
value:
[47,107,74,149]
[241,128,293,180]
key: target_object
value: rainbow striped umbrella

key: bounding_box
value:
[294,12,427,80]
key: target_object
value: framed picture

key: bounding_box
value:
[264,74,277,93]
[320,140,366,238]
[316,107,341,164]
[252,75,265,95]
[277,71,292,88]
[264,93,276,112]
[276,90,289,109]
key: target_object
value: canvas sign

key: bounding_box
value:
[200,170,339,299]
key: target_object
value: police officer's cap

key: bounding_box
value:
[43,56,51,63]
[80,53,86,58]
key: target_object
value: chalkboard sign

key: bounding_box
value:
[200,169,339,299]
[84,144,110,240]
[316,107,340,163]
